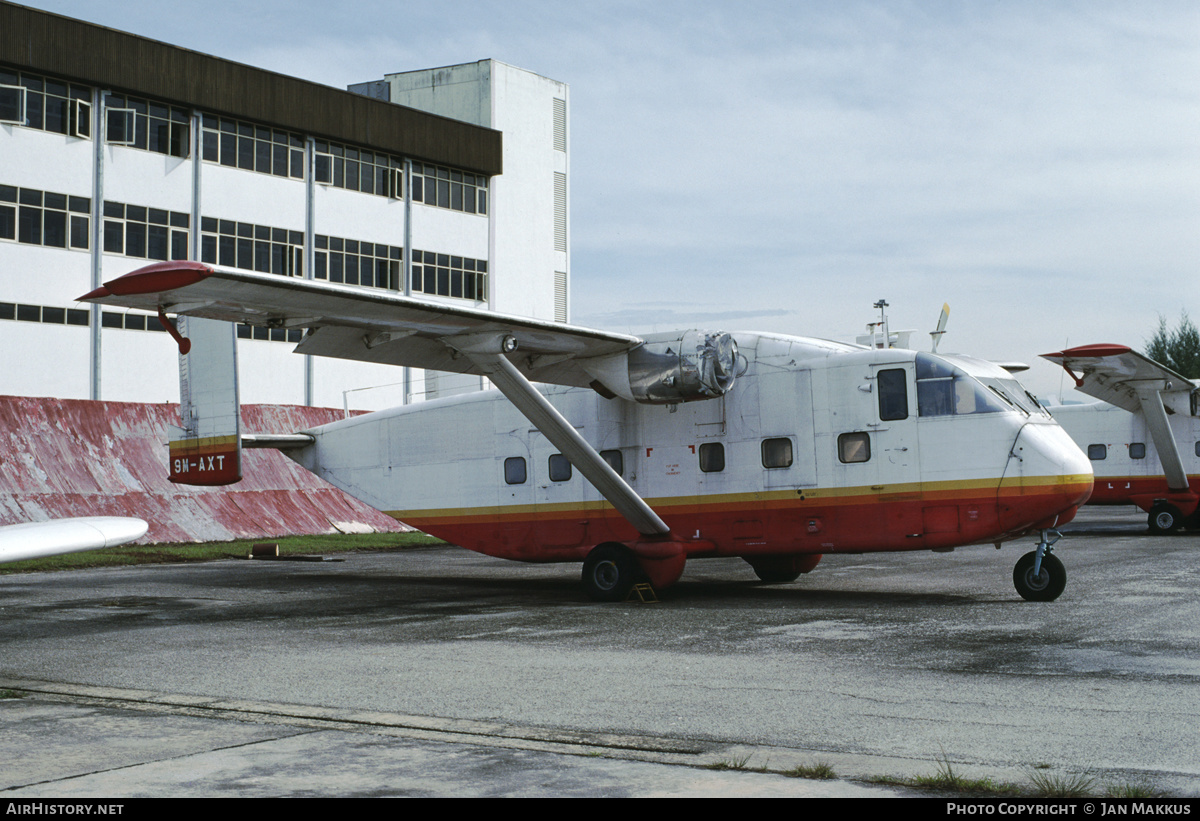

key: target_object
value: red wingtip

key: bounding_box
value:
[78,286,111,301]
[78,261,213,302]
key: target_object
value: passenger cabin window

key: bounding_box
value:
[1129,443,1146,460]
[504,457,527,485]
[877,368,909,421]
[761,438,793,469]
[839,432,871,463]
[548,453,572,482]
[0,85,25,124]
[1087,444,1107,461]
[699,442,725,473]
[600,449,623,476]
[915,352,1008,417]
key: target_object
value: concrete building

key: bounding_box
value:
[350,60,570,398]
[0,3,568,411]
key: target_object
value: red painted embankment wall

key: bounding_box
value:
[0,396,405,543]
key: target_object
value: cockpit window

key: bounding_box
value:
[915,353,1009,418]
[980,377,1050,417]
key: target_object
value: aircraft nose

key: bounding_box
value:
[997,422,1094,532]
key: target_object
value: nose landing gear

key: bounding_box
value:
[1013,529,1066,602]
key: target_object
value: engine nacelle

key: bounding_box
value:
[623,330,739,404]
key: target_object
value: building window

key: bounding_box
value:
[101,311,166,333]
[699,442,725,473]
[0,302,89,327]
[0,68,91,137]
[762,438,794,469]
[411,250,487,301]
[201,114,303,179]
[234,324,302,343]
[202,217,302,277]
[839,432,871,464]
[878,368,909,421]
[0,84,25,124]
[504,457,527,485]
[314,235,399,289]
[0,185,89,251]
[1129,443,1146,460]
[103,94,188,157]
[314,140,403,197]
[1087,444,1107,461]
[411,162,487,215]
[104,201,189,261]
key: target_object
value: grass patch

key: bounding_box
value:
[1027,768,1096,798]
[911,756,1017,795]
[0,689,24,699]
[705,755,753,771]
[785,762,836,780]
[1104,780,1162,799]
[868,755,1020,796]
[0,531,445,575]
[866,758,1165,798]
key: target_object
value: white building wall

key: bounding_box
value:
[201,165,305,230]
[2,55,561,412]
[103,147,193,212]
[0,321,90,398]
[2,126,92,197]
[381,60,569,324]
[312,185,400,245]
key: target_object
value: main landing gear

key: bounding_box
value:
[1013,529,1066,602]
[582,543,639,602]
[1148,503,1183,535]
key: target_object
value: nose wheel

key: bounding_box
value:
[1013,529,1066,602]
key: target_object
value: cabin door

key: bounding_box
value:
[869,364,924,540]
[757,369,818,489]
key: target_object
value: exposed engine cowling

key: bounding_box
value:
[624,330,739,404]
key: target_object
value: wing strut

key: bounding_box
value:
[1137,388,1190,492]
[452,336,670,538]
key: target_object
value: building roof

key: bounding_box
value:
[0,1,502,175]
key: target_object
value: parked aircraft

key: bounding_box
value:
[82,262,1092,601]
[1042,344,1200,533]
[0,517,148,564]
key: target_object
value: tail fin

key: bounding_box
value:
[168,316,242,485]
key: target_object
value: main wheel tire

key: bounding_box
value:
[746,558,802,584]
[582,544,637,602]
[1148,504,1183,535]
[1013,551,1066,602]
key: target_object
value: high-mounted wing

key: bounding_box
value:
[81,261,643,393]
[1042,344,1198,492]
[1041,344,1196,414]
[81,262,681,537]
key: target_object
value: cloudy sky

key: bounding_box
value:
[25,0,1200,397]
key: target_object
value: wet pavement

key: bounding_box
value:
[1,506,1196,797]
